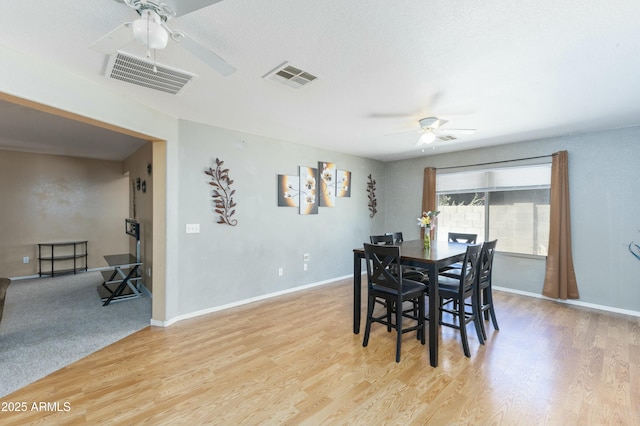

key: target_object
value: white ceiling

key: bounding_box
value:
[1,0,640,162]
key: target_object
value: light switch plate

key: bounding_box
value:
[186,224,200,233]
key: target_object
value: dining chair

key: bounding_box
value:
[362,243,427,362]
[448,232,478,244]
[475,239,499,340]
[439,232,479,274]
[370,234,394,245]
[370,234,426,281]
[386,232,404,244]
[436,244,484,357]
[368,234,424,328]
[368,235,396,329]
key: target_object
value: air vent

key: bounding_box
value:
[105,52,197,95]
[437,135,458,141]
[263,62,317,89]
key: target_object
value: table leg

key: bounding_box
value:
[427,263,439,367]
[102,266,139,306]
[353,252,362,334]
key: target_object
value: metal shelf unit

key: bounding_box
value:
[38,241,88,277]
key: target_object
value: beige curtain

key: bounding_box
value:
[542,151,579,299]
[421,167,437,240]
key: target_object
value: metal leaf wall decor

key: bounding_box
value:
[205,158,238,226]
[367,174,377,218]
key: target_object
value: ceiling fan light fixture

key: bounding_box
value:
[133,10,168,49]
[418,132,437,145]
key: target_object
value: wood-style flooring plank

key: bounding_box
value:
[2,277,640,425]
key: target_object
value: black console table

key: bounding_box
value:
[97,254,142,306]
[38,241,88,277]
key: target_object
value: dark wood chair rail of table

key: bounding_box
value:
[353,239,469,367]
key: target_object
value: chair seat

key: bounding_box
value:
[438,266,471,280]
[402,267,428,282]
[372,279,426,297]
[436,282,459,293]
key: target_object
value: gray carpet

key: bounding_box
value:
[0,272,151,397]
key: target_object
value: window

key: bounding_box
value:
[436,164,551,256]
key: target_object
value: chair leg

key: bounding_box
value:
[363,295,375,347]
[473,293,487,343]
[458,297,471,357]
[483,288,490,321]
[474,315,485,345]
[486,290,500,331]
[386,301,393,332]
[395,301,402,363]
[419,295,426,345]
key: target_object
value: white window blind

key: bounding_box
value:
[436,164,551,193]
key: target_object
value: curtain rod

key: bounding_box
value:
[436,153,556,170]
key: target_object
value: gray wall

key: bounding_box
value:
[383,127,640,312]
[173,120,384,314]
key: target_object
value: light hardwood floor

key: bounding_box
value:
[2,277,639,425]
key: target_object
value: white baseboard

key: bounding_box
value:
[493,286,640,318]
[150,274,352,328]
[8,274,40,280]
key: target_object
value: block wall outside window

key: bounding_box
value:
[437,189,550,256]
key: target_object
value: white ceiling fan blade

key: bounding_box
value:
[177,33,236,76]
[384,129,421,136]
[161,0,225,17]
[431,118,448,129]
[437,128,476,135]
[89,23,134,55]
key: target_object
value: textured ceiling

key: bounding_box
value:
[1,0,640,161]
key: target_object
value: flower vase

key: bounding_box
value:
[423,229,430,249]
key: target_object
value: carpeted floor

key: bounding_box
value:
[0,272,151,397]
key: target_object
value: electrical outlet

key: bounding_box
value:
[23,256,29,264]
[303,253,310,262]
[278,267,283,276]
[186,223,200,233]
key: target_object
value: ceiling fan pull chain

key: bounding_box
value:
[153,49,158,73]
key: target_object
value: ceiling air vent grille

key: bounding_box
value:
[105,52,197,95]
[437,135,458,142]
[263,62,317,89]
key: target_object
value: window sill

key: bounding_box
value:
[496,251,547,260]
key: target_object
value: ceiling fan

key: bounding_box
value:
[390,117,476,146]
[90,0,236,76]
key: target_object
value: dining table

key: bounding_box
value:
[353,239,470,367]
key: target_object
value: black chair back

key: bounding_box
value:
[448,232,478,244]
[363,243,402,292]
[478,240,497,288]
[386,232,404,244]
[370,234,394,245]
[460,244,482,293]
